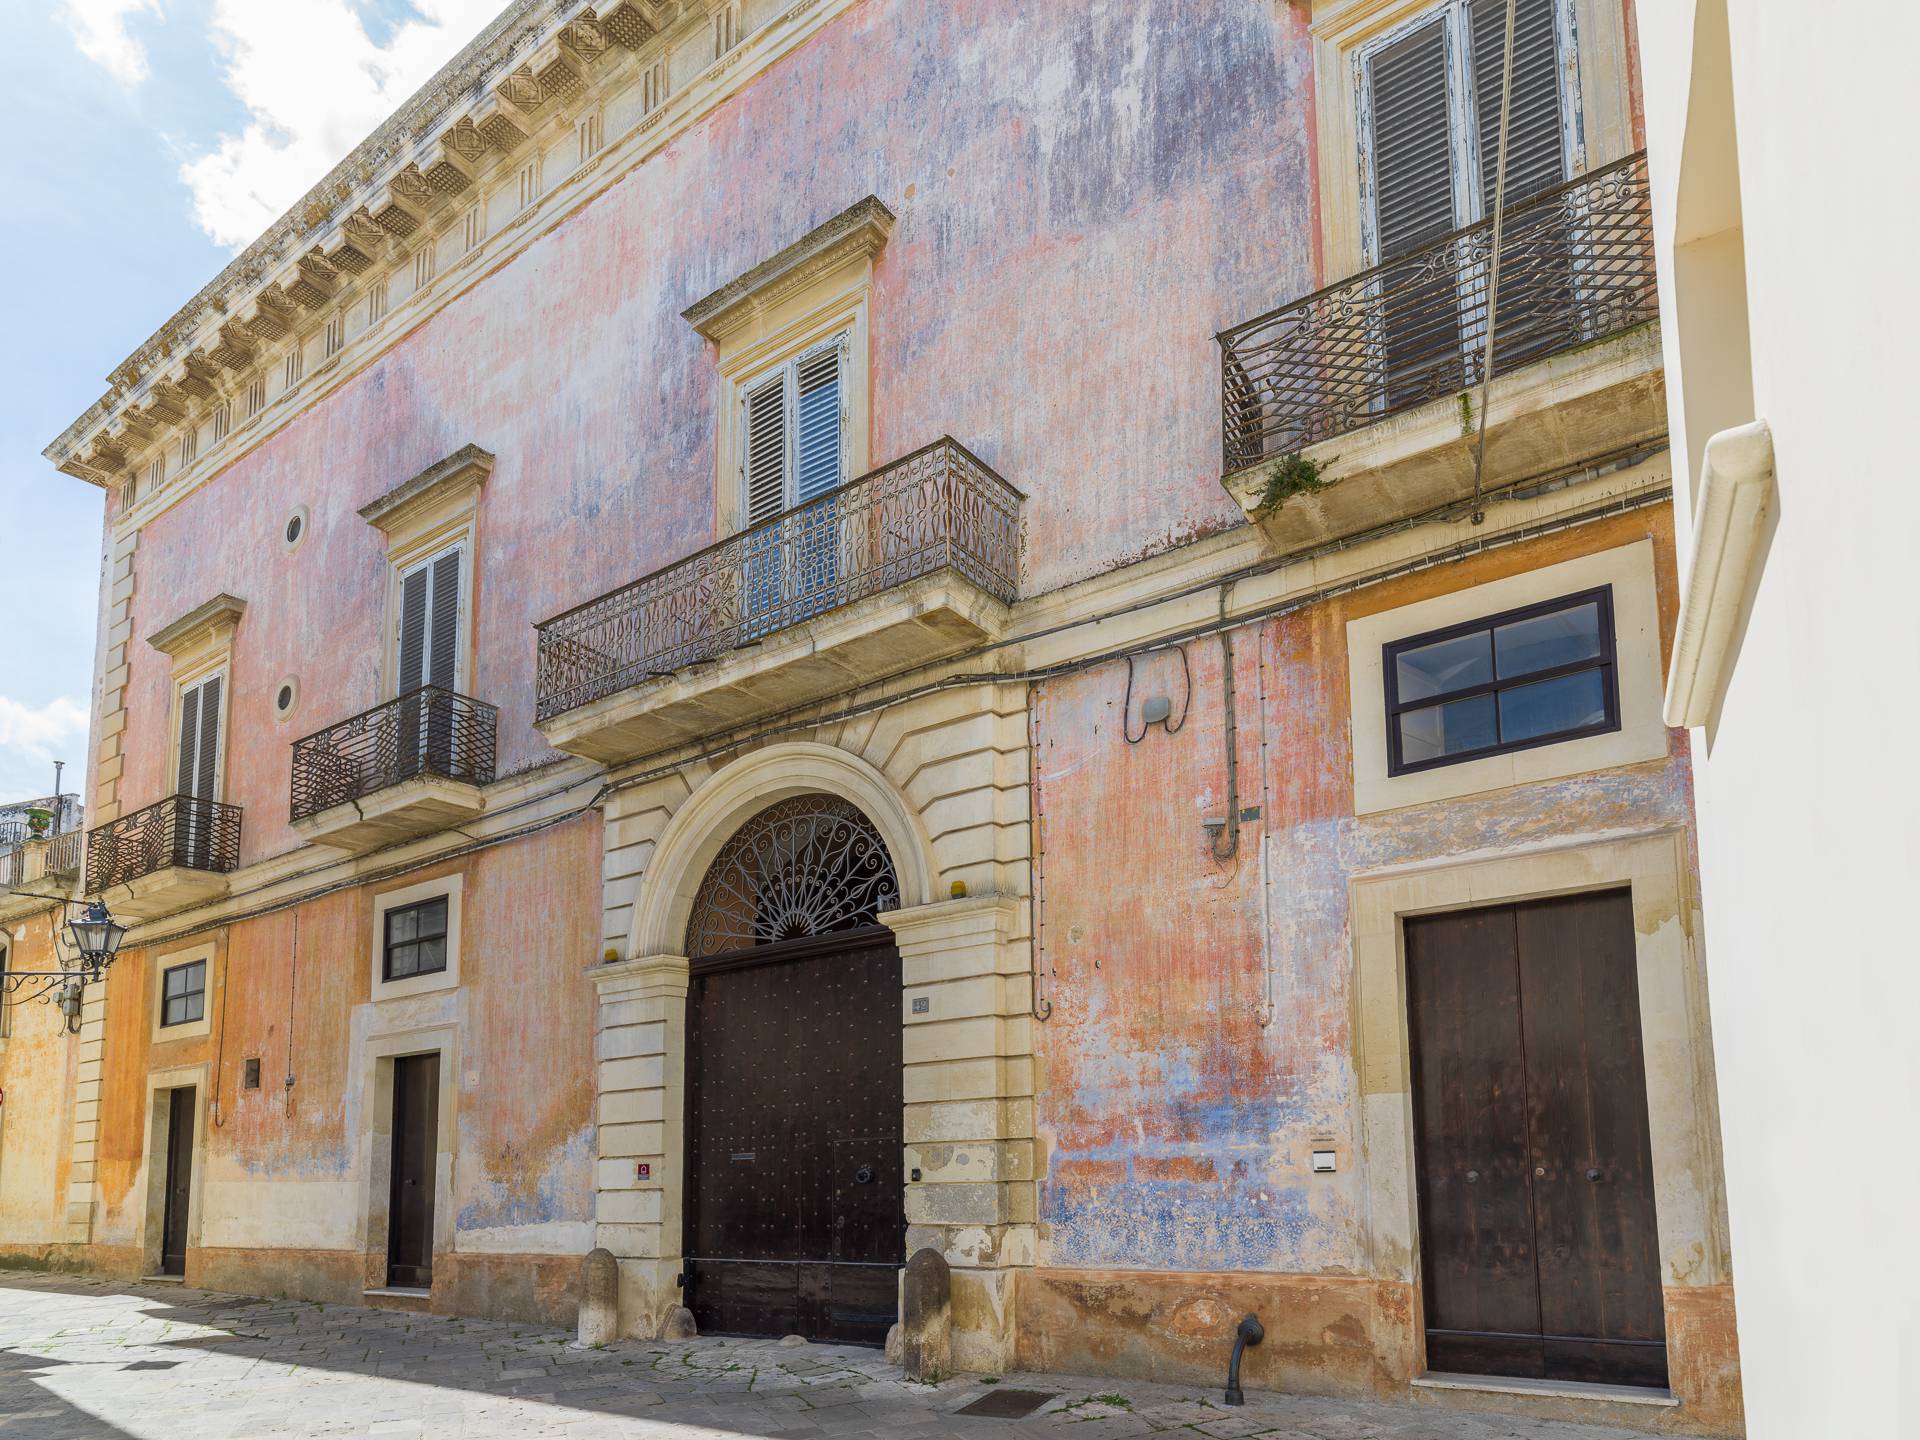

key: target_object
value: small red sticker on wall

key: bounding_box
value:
[636,1162,650,1180]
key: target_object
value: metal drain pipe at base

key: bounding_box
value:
[1223,1313,1264,1406]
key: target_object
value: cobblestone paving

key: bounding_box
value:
[0,1274,1658,1440]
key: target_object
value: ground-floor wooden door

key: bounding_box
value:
[1405,889,1668,1388]
[387,1053,439,1289]
[160,1086,195,1277]
[684,925,904,1345]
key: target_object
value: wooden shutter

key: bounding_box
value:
[176,674,221,799]
[744,374,788,524]
[428,549,461,692]
[176,684,200,796]
[195,675,221,799]
[397,563,430,693]
[793,342,845,502]
[1469,0,1568,209]
[1367,16,1459,261]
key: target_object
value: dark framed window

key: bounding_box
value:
[160,959,207,1028]
[1385,585,1620,775]
[383,897,450,982]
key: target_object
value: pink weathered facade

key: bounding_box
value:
[7,0,1743,1432]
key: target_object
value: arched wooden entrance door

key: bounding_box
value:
[682,794,905,1344]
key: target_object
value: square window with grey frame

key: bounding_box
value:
[383,897,450,982]
[1385,585,1619,774]
[160,959,207,1028]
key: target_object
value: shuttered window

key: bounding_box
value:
[738,333,849,526]
[1362,0,1575,262]
[176,673,223,801]
[396,546,463,695]
[1470,0,1567,208]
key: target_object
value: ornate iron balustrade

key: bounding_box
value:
[44,830,83,877]
[290,685,498,823]
[1220,151,1656,470]
[535,438,1024,723]
[86,793,242,894]
[0,844,21,891]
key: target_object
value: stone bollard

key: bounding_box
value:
[577,1248,619,1347]
[660,1305,697,1340]
[898,1248,951,1382]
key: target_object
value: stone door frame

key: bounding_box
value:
[591,740,1036,1370]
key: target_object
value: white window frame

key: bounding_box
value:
[1353,0,1585,266]
[1345,538,1667,814]
[736,329,852,523]
[152,943,215,1042]
[370,875,463,1002]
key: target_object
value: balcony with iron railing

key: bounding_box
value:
[85,793,242,919]
[0,827,87,922]
[290,685,497,852]
[535,438,1023,764]
[1218,152,1665,546]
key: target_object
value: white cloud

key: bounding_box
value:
[56,0,165,86]
[179,0,506,249]
[0,696,90,804]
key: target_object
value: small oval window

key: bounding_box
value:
[284,514,303,545]
[276,684,295,712]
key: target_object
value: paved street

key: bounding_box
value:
[0,1273,1659,1440]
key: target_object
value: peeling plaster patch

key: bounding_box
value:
[457,1121,594,1233]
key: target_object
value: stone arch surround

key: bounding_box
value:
[587,684,1037,1368]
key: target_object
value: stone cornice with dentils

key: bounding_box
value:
[43,0,698,490]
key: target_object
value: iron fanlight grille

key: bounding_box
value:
[685,795,900,958]
[1219,151,1657,470]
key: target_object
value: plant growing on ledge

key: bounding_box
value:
[1252,451,1338,518]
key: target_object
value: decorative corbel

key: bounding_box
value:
[472,95,529,153]
[417,139,476,200]
[598,1,660,48]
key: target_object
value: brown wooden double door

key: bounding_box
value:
[1405,890,1668,1388]
[684,926,904,1345]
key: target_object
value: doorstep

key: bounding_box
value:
[1414,1372,1679,1406]
[139,1275,186,1285]
[362,1286,433,1314]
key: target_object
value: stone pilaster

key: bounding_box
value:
[64,973,111,1242]
[590,952,687,1338]
[889,893,1035,1373]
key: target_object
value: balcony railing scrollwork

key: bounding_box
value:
[1220,151,1657,470]
[535,438,1023,723]
[290,685,498,824]
[86,794,242,894]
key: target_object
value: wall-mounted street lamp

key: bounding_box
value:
[67,901,129,975]
[2,899,129,1034]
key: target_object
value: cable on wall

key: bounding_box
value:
[211,936,231,1128]
[1469,0,1523,525]
[1122,643,1192,743]
[118,479,1673,960]
[283,912,298,1119]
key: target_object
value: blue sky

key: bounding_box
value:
[0,0,503,802]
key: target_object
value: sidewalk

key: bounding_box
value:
[0,1272,1662,1439]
